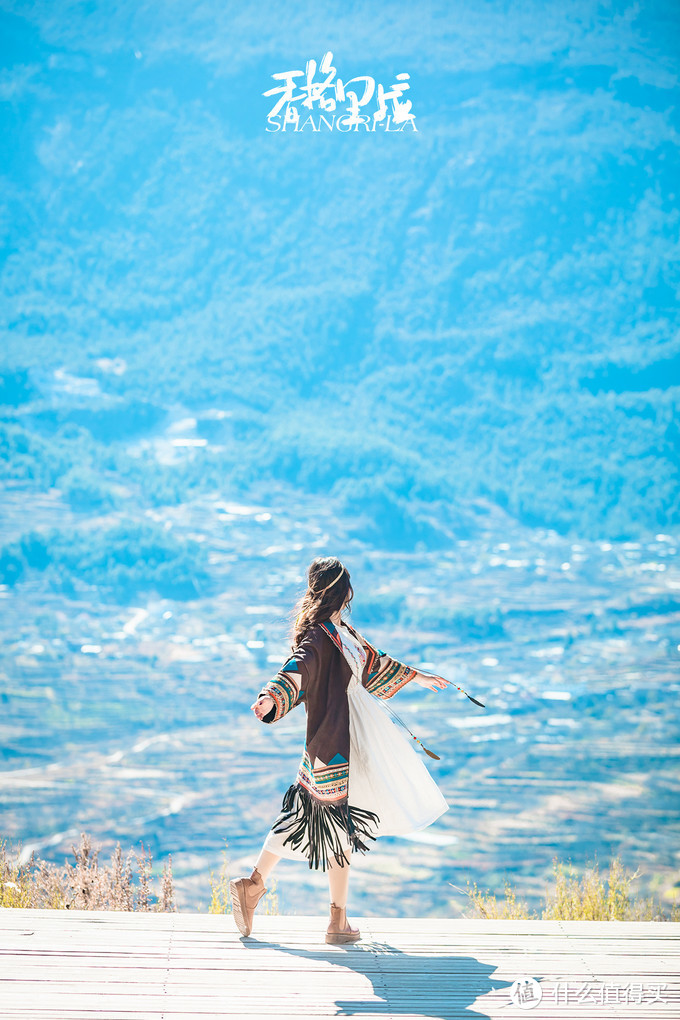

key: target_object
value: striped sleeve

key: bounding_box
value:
[360,636,419,700]
[257,632,320,723]
[257,660,304,723]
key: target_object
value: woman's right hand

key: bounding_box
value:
[251,694,275,720]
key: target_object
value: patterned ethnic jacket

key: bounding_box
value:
[256,617,440,871]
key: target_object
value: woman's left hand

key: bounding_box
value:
[412,672,451,691]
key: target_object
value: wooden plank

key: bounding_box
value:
[0,909,677,1020]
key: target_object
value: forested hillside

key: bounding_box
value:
[1,1,680,916]
[1,0,679,563]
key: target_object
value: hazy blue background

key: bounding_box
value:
[1,0,679,916]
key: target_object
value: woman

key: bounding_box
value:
[229,556,453,944]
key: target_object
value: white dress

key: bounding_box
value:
[262,622,449,861]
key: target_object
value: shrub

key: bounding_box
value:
[462,854,680,921]
[0,833,175,911]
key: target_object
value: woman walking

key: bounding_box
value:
[230,556,455,944]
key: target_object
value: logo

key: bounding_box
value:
[263,51,417,132]
[501,978,670,1009]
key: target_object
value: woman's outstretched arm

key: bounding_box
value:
[251,631,321,723]
[357,630,452,699]
[252,660,305,723]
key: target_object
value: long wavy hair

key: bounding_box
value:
[290,556,353,648]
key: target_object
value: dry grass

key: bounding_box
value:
[5,837,677,922]
[462,853,680,921]
[0,833,281,915]
[0,833,175,911]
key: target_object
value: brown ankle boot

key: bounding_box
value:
[229,867,267,937]
[325,901,361,944]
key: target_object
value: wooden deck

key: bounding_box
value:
[0,908,678,1019]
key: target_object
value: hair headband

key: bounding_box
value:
[311,565,345,597]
